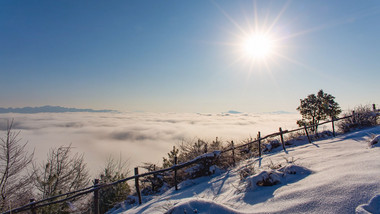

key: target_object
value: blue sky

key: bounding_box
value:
[1,0,379,113]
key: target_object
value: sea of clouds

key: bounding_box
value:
[0,112,303,177]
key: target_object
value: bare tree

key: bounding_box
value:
[0,119,34,211]
[33,144,89,213]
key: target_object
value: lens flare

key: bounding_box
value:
[243,34,274,59]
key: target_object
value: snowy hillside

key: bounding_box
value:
[110,126,380,214]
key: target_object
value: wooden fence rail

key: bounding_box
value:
[3,105,379,214]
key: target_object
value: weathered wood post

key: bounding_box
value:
[279,127,286,151]
[134,167,142,205]
[304,125,312,143]
[174,156,178,191]
[373,104,378,125]
[257,132,261,157]
[152,164,156,192]
[93,179,100,214]
[231,141,236,166]
[248,137,253,154]
[203,144,208,175]
[331,116,336,137]
[29,199,36,214]
[352,111,356,124]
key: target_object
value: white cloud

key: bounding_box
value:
[0,112,301,177]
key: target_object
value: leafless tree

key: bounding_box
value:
[0,119,34,211]
[33,144,90,213]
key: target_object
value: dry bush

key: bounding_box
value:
[267,159,282,170]
[338,105,378,133]
[239,164,256,181]
[159,138,231,188]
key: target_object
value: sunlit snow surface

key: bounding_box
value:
[110,126,380,214]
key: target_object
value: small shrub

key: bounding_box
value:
[239,164,256,181]
[97,157,131,214]
[285,130,307,143]
[178,139,208,161]
[162,146,180,169]
[140,163,165,195]
[283,156,298,164]
[338,105,377,133]
[160,138,227,189]
[267,159,282,170]
[263,139,281,152]
[256,172,281,186]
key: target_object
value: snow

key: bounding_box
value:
[166,199,242,214]
[110,126,380,214]
[369,135,380,147]
[196,150,222,160]
[356,194,380,214]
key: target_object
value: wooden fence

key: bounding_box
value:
[3,104,379,214]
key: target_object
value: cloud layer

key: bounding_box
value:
[0,112,302,177]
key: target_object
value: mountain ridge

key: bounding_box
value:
[0,105,117,114]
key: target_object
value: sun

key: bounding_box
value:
[242,33,275,60]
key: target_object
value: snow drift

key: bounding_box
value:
[110,126,380,214]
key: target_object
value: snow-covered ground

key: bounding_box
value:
[110,126,380,214]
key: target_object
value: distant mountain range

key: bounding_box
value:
[267,110,293,114]
[226,110,242,114]
[224,110,293,115]
[0,106,117,114]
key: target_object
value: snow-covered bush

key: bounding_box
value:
[263,139,281,152]
[338,105,378,133]
[244,164,312,191]
[246,171,282,189]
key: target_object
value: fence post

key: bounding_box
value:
[352,111,356,124]
[279,127,286,151]
[331,116,336,137]
[152,164,156,192]
[257,132,261,157]
[174,156,178,191]
[374,104,378,125]
[304,125,312,143]
[203,144,209,175]
[29,199,36,214]
[231,141,236,167]
[93,179,100,214]
[134,167,142,205]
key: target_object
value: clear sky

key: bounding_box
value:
[1,0,379,113]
